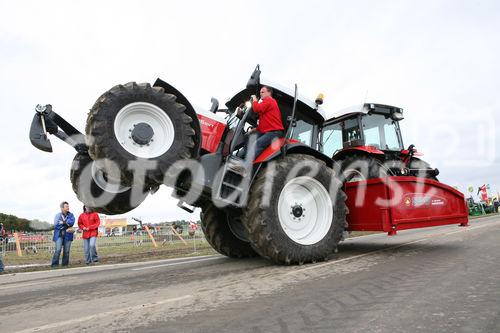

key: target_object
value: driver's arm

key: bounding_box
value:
[252,98,272,115]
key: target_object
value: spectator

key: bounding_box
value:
[51,201,76,268]
[0,223,5,273]
[78,205,100,265]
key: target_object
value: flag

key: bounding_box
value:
[478,184,488,201]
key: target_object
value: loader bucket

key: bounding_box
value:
[29,113,52,152]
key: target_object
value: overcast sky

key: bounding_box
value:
[0,0,499,223]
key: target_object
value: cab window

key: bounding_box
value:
[321,123,342,156]
[361,114,403,150]
[291,120,313,146]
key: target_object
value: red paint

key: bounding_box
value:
[19,234,48,242]
[400,149,423,157]
[253,138,299,163]
[197,114,226,153]
[344,177,469,235]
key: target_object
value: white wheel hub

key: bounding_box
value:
[113,102,175,159]
[277,176,333,245]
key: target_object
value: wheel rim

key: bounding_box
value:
[91,161,130,194]
[277,176,333,245]
[113,102,175,159]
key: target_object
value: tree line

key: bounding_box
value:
[0,213,52,232]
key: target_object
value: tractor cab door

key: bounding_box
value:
[320,114,365,157]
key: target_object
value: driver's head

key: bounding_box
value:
[259,86,273,99]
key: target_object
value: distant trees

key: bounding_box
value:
[157,219,201,229]
[0,213,52,232]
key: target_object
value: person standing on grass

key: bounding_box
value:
[51,201,75,268]
[78,205,100,265]
[0,223,5,273]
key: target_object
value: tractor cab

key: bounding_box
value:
[320,103,439,181]
[320,103,405,158]
[225,66,325,151]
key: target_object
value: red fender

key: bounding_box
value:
[254,138,299,163]
[400,149,424,157]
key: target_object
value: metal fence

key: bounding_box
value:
[1,229,207,256]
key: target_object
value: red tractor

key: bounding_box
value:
[30,65,468,264]
[321,103,439,182]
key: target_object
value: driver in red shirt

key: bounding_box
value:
[241,86,284,159]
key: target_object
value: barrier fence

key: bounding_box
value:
[0,228,208,258]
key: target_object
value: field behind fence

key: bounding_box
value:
[1,229,213,267]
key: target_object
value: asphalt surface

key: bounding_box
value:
[1,215,499,333]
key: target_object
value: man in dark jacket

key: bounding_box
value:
[51,201,75,267]
[0,223,5,273]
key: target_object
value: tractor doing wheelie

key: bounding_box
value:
[29,65,468,264]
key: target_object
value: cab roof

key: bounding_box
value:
[225,76,326,124]
[326,103,403,123]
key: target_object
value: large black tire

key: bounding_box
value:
[243,155,348,265]
[70,153,149,215]
[201,204,257,258]
[339,154,389,182]
[85,82,196,185]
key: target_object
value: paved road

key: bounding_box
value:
[1,216,499,333]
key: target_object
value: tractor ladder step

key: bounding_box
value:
[213,156,251,207]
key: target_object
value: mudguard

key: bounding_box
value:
[254,139,334,167]
[154,78,202,158]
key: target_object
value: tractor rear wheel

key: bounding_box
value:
[200,204,257,258]
[70,153,149,215]
[85,82,196,186]
[339,154,388,182]
[243,155,347,264]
